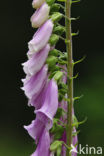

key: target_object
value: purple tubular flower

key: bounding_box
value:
[32,0,45,9]
[22,44,50,76]
[28,83,46,109]
[31,128,50,156]
[35,79,58,129]
[28,19,54,53]
[24,113,53,144]
[31,3,50,28]
[21,65,48,99]
[24,118,45,143]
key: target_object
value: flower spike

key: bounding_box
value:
[22,0,84,155]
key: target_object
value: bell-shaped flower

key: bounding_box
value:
[31,128,50,156]
[22,44,50,76]
[31,3,50,28]
[28,19,54,53]
[21,65,48,99]
[35,79,58,129]
[28,83,46,109]
[32,0,45,9]
[24,118,45,143]
[24,111,56,145]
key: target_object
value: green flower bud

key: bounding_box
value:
[51,12,63,23]
[49,49,60,56]
[53,26,65,35]
[53,71,63,81]
[46,56,57,68]
[50,3,60,13]
[50,140,63,151]
[49,34,59,46]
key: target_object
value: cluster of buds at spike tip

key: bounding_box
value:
[21,0,82,155]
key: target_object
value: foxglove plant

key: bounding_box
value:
[22,0,84,156]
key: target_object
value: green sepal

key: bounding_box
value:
[71,16,80,21]
[72,115,79,128]
[50,118,65,140]
[72,73,79,79]
[71,30,79,37]
[53,71,63,82]
[58,82,67,90]
[50,140,63,151]
[71,0,81,4]
[49,34,59,46]
[55,107,66,119]
[50,3,60,13]
[53,25,65,35]
[56,146,62,156]
[74,95,83,101]
[46,0,55,6]
[59,52,67,60]
[72,130,80,137]
[58,59,67,65]
[73,55,86,65]
[50,12,63,23]
[72,117,87,128]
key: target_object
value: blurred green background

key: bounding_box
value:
[0,0,104,155]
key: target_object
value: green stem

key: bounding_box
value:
[65,0,73,156]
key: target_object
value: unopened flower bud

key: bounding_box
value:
[32,0,45,9]
[31,3,50,28]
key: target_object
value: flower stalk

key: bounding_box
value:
[65,0,73,156]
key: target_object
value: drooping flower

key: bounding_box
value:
[22,44,50,76]
[21,65,48,99]
[24,80,58,156]
[31,3,50,28]
[24,118,45,143]
[35,79,58,129]
[32,0,45,9]
[31,128,50,156]
[24,80,58,138]
[28,19,54,53]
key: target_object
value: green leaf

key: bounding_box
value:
[53,71,63,81]
[50,12,63,23]
[49,34,59,46]
[50,141,63,151]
